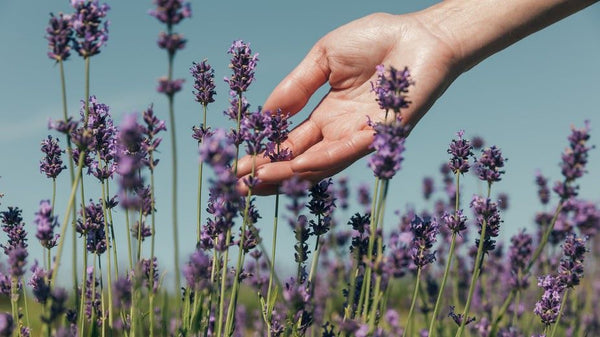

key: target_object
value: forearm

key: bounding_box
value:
[421,0,598,72]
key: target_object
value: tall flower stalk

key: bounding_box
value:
[428,130,472,336]
[150,0,191,293]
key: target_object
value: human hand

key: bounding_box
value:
[237,11,462,195]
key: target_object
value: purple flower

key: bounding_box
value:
[199,128,236,170]
[149,0,191,26]
[28,262,51,304]
[535,170,550,205]
[281,175,310,215]
[442,209,467,234]
[223,90,250,122]
[190,60,216,106]
[157,77,184,97]
[0,207,28,254]
[471,136,485,150]
[448,305,475,326]
[82,96,117,180]
[553,121,593,200]
[157,32,186,54]
[422,176,434,201]
[371,65,413,112]
[140,105,166,170]
[112,276,132,310]
[34,200,59,249]
[292,215,310,278]
[183,249,212,291]
[470,195,502,253]
[70,0,110,58]
[8,246,28,278]
[475,146,506,183]
[498,192,509,210]
[386,230,412,278]
[448,130,473,174]
[335,177,350,210]
[534,275,564,326]
[508,230,533,289]
[241,109,272,156]
[571,199,600,237]
[264,110,292,162]
[46,12,73,62]
[83,266,102,323]
[0,313,13,337]
[558,234,587,288]
[76,200,107,254]
[116,114,145,210]
[283,277,313,332]
[48,117,78,136]
[410,215,439,268]
[40,136,66,179]
[225,40,259,93]
[192,125,213,143]
[357,183,371,211]
[368,115,408,179]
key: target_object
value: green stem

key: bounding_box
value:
[97,157,114,328]
[265,190,280,329]
[125,209,133,270]
[225,155,257,335]
[216,228,231,337]
[10,277,18,336]
[149,161,157,337]
[550,289,569,337]
[402,267,423,337]
[455,183,492,337]
[79,241,88,337]
[197,104,207,244]
[307,234,322,285]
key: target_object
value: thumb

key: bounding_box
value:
[263,43,330,115]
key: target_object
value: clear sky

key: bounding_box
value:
[0,1,599,286]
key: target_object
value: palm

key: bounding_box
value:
[238,13,458,194]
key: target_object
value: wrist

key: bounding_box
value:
[418,0,598,74]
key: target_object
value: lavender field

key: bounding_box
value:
[0,1,599,336]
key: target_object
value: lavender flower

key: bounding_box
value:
[422,176,434,201]
[558,234,587,288]
[535,170,551,205]
[34,200,59,249]
[190,59,216,105]
[371,65,412,112]
[183,249,212,291]
[83,266,102,323]
[157,32,186,54]
[199,128,236,170]
[8,246,28,278]
[571,199,600,237]
[534,275,564,326]
[28,262,51,304]
[264,110,292,162]
[225,40,259,93]
[471,136,485,150]
[283,277,313,332]
[448,130,473,174]
[116,114,145,210]
[308,179,335,236]
[410,215,439,268]
[76,200,107,254]
[508,230,533,289]
[0,313,13,337]
[112,276,132,310]
[281,175,310,215]
[475,146,506,183]
[442,209,467,234]
[448,305,475,326]
[553,121,593,200]
[48,117,79,136]
[46,12,73,62]
[241,109,272,156]
[157,77,184,97]
[149,0,191,26]
[140,105,166,170]
[470,195,502,253]
[368,115,408,179]
[70,0,110,58]
[40,136,66,179]
[0,207,28,253]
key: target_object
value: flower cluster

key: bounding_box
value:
[149,0,191,26]
[225,40,259,94]
[534,275,564,326]
[371,65,413,113]
[553,121,592,200]
[410,215,439,268]
[190,60,216,106]
[507,230,533,289]
[368,115,408,179]
[558,234,587,288]
[46,13,73,62]
[34,200,59,249]
[448,130,473,174]
[116,114,145,210]
[40,136,66,179]
[475,146,506,183]
[70,0,110,58]
[264,110,292,162]
[308,179,335,236]
[470,195,503,253]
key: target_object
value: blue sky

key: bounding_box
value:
[0,1,599,286]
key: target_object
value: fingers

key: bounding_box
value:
[236,118,323,177]
[237,130,374,195]
[262,43,330,115]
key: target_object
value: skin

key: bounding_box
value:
[236,0,598,195]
